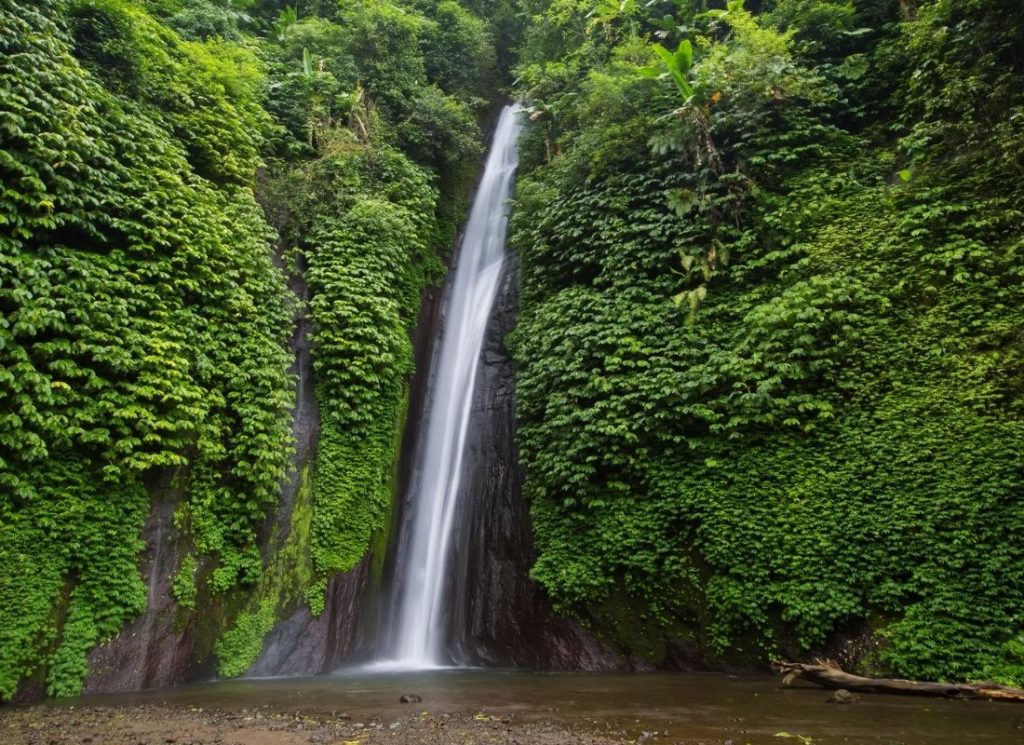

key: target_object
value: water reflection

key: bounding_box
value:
[67,670,1023,744]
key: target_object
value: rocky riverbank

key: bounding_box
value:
[5,671,1022,745]
[0,704,651,745]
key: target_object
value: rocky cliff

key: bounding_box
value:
[444,256,622,670]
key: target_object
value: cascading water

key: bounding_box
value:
[377,104,523,669]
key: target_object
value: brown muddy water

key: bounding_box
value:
[36,670,1024,744]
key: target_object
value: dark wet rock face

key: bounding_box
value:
[85,482,204,694]
[663,639,709,672]
[245,257,376,678]
[247,557,371,677]
[443,256,623,670]
[84,257,365,691]
[273,258,319,541]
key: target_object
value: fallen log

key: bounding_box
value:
[772,660,1024,703]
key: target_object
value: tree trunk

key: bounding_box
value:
[772,661,1024,703]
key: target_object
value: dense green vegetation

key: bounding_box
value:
[0,0,499,697]
[0,0,293,697]
[510,0,1024,683]
[244,0,498,670]
[2,0,1020,701]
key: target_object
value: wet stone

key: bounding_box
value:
[827,688,858,704]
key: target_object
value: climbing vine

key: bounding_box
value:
[1,0,503,694]
[203,0,494,672]
[0,0,293,698]
[511,0,1024,684]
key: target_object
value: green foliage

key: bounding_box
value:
[272,5,297,42]
[171,554,199,610]
[334,0,428,120]
[274,149,443,604]
[67,0,270,184]
[642,40,701,103]
[397,85,482,172]
[512,0,1024,683]
[0,462,148,699]
[0,0,504,699]
[215,460,317,676]
[162,0,255,41]
[0,0,293,698]
[421,1,497,99]
[254,0,496,622]
[264,42,355,152]
[215,598,277,677]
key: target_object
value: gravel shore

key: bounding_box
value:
[0,704,653,745]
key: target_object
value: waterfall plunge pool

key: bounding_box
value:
[26,670,1024,744]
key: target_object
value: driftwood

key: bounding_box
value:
[772,660,1024,703]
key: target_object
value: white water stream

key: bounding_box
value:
[377,104,522,669]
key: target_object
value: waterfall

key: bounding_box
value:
[377,104,523,669]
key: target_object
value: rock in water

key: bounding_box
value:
[399,694,423,704]
[828,689,857,704]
